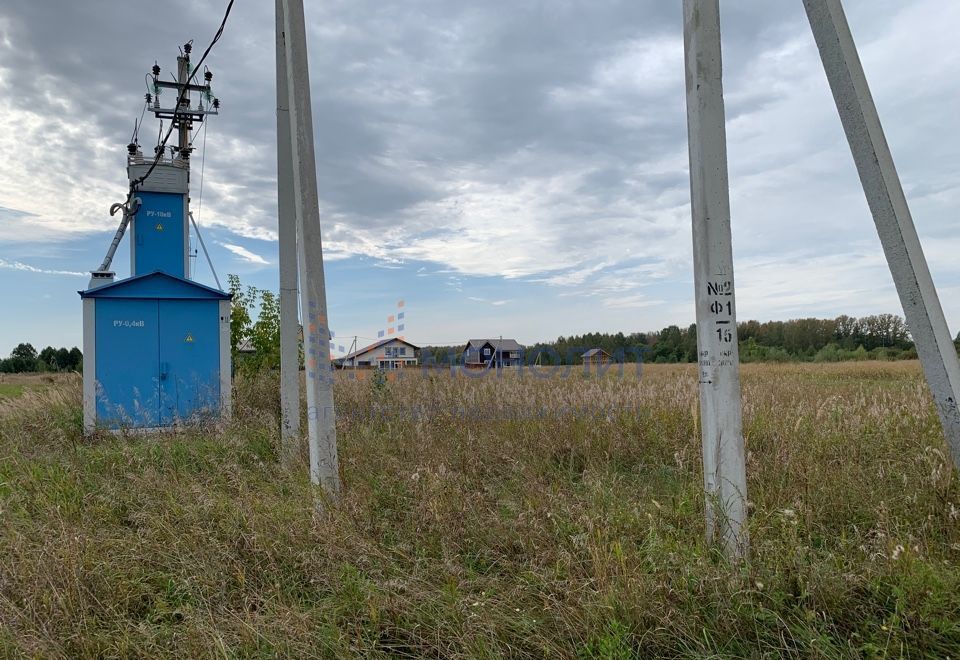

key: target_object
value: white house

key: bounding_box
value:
[336,337,419,369]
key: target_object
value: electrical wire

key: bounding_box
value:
[341,336,469,346]
[131,100,148,143]
[194,117,210,224]
[131,0,235,191]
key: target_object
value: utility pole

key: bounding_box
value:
[278,0,341,496]
[683,0,749,560]
[803,0,960,471]
[276,0,300,464]
[176,47,192,163]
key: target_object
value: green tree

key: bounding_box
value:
[35,346,81,371]
[6,343,38,373]
[228,275,286,372]
[250,289,281,370]
[38,346,58,370]
[11,343,37,361]
[55,347,71,370]
[68,347,83,371]
[228,274,255,359]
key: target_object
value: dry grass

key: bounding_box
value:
[1,362,959,657]
[0,373,71,403]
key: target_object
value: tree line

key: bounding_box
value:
[546,314,959,364]
[8,298,960,374]
[216,278,960,368]
[0,343,83,373]
[428,314,960,365]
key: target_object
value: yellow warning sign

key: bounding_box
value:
[155,223,164,231]
[185,333,194,343]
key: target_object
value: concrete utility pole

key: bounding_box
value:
[276,0,301,464]
[803,0,960,471]
[279,0,341,496]
[682,0,749,560]
[175,49,194,279]
[176,50,192,161]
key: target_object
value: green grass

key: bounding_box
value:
[0,384,24,399]
[1,362,959,657]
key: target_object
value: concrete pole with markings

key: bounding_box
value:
[279,0,341,496]
[276,0,301,464]
[803,0,960,471]
[683,0,749,560]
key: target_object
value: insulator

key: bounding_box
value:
[152,63,160,77]
[204,70,213,83]
[145,93,152,104]
[212,98,220,110]
[183,42,192,54]
[127,142,137,155]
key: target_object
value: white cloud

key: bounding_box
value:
[219,243,269,266]
[0,258,85,277]
[602,294,663,310]
[468,296,512,306]
[0,103,128,243]
[2,0,960,342]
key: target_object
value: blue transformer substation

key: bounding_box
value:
[80,44,231,432]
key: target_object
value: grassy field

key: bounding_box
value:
[1,362,959,657]
[0,373,72,402]
[0,384,23,399]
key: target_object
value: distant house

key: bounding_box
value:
[236,338,256,354]
[335,337,419,369]
[582,348,612,367]
[462,338,523,368]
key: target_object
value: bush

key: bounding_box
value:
[814,343,842,362]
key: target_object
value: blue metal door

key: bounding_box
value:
[95,299,160,427]
[158,300,220,424]
[133,191,186,277]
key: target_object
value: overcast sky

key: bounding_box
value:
[1,0,958,353]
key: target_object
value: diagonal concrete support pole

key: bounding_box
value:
[280,0,341,496]
[803,0,960,470]
[683,0,749,560]
[276,0,301,465]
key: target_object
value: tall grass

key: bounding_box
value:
[1,362,959,657]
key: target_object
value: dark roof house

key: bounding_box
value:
[462,338,522,367]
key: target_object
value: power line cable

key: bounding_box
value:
[195,117,210,223]
[131,100,148,143]
[345,335,469,346]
